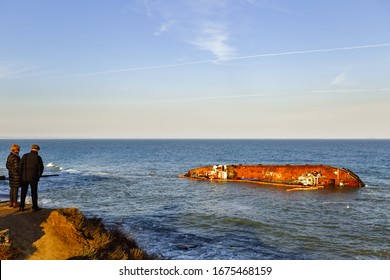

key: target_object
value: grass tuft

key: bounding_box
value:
[58,208,157,260]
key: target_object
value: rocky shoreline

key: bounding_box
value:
[0,201,154,260]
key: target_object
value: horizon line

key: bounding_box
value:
[1,137,388,140]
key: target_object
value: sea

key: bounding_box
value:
[0,139,389,260]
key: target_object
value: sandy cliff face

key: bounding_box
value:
[0,202,152,260]
[27,210,86,260]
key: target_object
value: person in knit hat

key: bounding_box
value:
[19,144,44,211]
[6,144,21,207]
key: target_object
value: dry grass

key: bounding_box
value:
[1,207,157,260]
[0,245,20,260]
[57,208,156,260]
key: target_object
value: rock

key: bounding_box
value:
[0,228,11,247]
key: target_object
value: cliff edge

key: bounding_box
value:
[0,201,153,260]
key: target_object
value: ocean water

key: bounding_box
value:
[0,139,389,260]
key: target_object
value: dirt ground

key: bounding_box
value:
[0,201,84,260]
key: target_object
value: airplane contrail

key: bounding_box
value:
[312,88,390,94]
[75,60,211,77]
[128,87,390,104]
[224,43,390,61]
[77,43,390,77]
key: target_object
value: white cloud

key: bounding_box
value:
[190,21,235,60]
[330,71,347,86]
[154,20,176,36]
[140,0,236,60]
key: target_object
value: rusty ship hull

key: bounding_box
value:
[180,164,365,190]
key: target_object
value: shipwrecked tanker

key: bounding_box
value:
[180,164,365,191]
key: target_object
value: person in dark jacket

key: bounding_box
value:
[6,144,21,208]
[19,144,44,212]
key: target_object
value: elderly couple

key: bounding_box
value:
[6,144,44,212]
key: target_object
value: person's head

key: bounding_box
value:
[11,144,20,153]
[31,144,40,152]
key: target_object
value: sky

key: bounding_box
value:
[1,0,389,139]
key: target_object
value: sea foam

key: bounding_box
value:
[46,162,63,171]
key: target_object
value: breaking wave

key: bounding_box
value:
[46,162,63,171]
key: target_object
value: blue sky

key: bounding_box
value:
[1,0,389,138]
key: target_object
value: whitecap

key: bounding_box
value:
[46,162,63,171]
[62,168,81,174]
[25,196,32,204]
